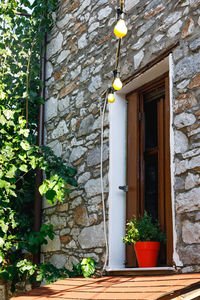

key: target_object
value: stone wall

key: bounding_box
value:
[43,0,200,272]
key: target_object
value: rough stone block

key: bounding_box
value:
[176,187,200,213]
[131,35,151,50]
[178,245,200,264]
[45,97,58,121]
[41,235,61,252]
[174,93,197,113]
[59,82,76,98]
[78,223,105,249]
[174,112,196,129]
[69,147,87,163]
[46,61,53,80]
[78,114,94,137]
[137,19,155,37]
[87,145,108,167]
[52,120,68,139]
[47,32,63,59]
[50,254,67,268]
[78,172,91,184]
[174,130,188,154]
[78,33,88,49]
[188,74,200,89]
[190,0,200,8]
[175,53,200,81]
[74,206,89,226]
[161,11,182,30]
[167,20,182,38]
[57,49,70,64]
[65,256,79,271]
[74,0,91,17]
[134,50,144,69]
[125,0,139,11]
[185,172,200,190]
[182,220,200,244]
[144,6,165,19]
[58,96,70,112]
[97,7,112,21]
[50,215,66,229]
[181,17,194,38]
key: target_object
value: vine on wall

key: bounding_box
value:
[0,0,80,293]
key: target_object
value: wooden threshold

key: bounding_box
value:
[106,267,176,276]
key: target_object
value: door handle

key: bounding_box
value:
[119,185,128,192]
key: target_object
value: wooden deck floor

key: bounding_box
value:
[11,273,200,300]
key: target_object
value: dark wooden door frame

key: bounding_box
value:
[125,74,173,268]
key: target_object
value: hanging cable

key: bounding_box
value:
[100,95,109,272]
[107,0,127,102]
[120,0,124,11]
[115,38,121,70]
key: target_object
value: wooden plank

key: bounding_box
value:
[10,275,200,300]
[139,94,144,216]
[158,97,166,266]
[158,98,165,231]
[164,76,173,266]
[126,92,139,267]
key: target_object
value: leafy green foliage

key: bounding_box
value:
[35,258,96,285]
[80,258,96,278]
[0,109,77,289]
[0,257,96,293]
[36,263,72,284]
[123,212,166,245]
[122,217,139,245]
[0,0,78,293]
[19,224,54,254]
[72,258,96,278]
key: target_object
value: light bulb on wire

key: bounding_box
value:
[114,19,127,38]
[107,88,115,103]
[113,70,122,91]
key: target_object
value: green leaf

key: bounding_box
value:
[0,222,8,233]
[80,258,95,278]
[29,156,37,169]
[20,140,31,151]
[0,115,6,125]
[3,109,15,120]
[0,180,9,188]
[39,181,49,195]
[0,237,4,248]
[19,164,28,172]
[6,165,17,178]
[36,273,43,281]
[45,190,57,204]
[0,254,4,264]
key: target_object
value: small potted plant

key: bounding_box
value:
[123,212,166,268]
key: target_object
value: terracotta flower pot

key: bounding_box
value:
[134,241,160,268]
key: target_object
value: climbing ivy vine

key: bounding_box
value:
[0,0,79,293]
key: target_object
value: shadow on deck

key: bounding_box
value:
[11,273,200,300]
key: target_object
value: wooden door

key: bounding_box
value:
[125,75,173,267]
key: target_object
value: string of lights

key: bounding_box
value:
[107,0,128,103]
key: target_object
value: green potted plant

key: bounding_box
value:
[123,212,166,268]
